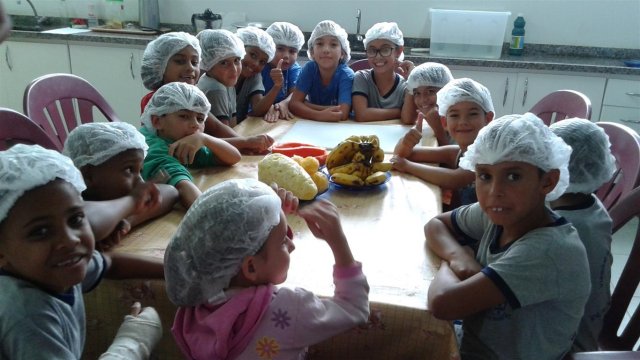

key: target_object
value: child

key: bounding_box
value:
[164,179,369,359]
[141,31,274,154]
[140,81,241,209]
[0,144,163,359]
[391,78,494,209]
[64,122,178,232]
[405,62,454,145]
[352,22,416,123]
[549,118,617,352]
[425,113,591,359]
[197,29,245,127]
[289,20,354,122]
[234,26,280,123]
[262,21,305,122]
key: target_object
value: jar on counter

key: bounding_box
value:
[105,0,124,29]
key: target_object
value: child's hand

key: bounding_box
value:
[394,114,423,157]
[390,155,410,172]
[97,219,131,251]
[396,59,415,80]
[270,183,299,214]
[448,246,482,280]
[321,106,344,121]
[168,132,205,165]
[424,108,449,146]
[276,100,294,120]
[241,134,274,154]
[100,302,162,359]
[130,182,161,215]
[264,105,279,123]
[270,59,284,89]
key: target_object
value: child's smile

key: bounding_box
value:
[313,35,342,70]
[163,45,200,85]
[241,46,269,78]
[445,101,492,148]
[0,180,94,294]
[413,86,439,114]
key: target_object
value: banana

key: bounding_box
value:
[351,151,366,163]
[372,162,392,172]
[326,139,360,169]
[365,171,388,185]
[331,173,365,187]
[372,148,385,163]
[329,162,366,176]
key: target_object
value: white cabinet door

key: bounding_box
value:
[0,41,71,112]
[600,105,640,135]
[69,44,146,126]
[512,73,606,120]
[450,68,517,117]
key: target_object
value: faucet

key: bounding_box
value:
[22,0,46,28]
[355,9,363,42]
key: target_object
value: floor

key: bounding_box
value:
[609,216,639,348]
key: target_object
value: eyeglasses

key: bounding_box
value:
[366,46,395,58]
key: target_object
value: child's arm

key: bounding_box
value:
[424,108,449,146]
[428,261,505,320]
[175,180,201,209]
[168,132,241,166]
[102,252,164,280]
[391,157,476,189]
[127,184,178,227]
[289,89,344,122]
[250,59,284,117]
[222,134,275,155]
[352,94,401,122]
[204,113,239,138]
[400,92,418,125]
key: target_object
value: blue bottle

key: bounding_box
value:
[509,14,526,56]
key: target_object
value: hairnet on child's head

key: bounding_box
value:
[141,82,211,134]
[550,118,616,194]
[266,22,305,51]
[236,26,276,63]
[0,144,86,223]
[406,62,453,93]
[141,32,201,90]
[164,178,281,306]
[363,22,405,61]
[197,29,246,71]
[307,20,351,63]
[64,122,148,169]
[437,78,495,116]
[459,113,572,201]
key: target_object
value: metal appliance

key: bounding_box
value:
[191,9,222,33]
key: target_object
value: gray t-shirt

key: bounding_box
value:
[452,203,591,360]
[0,251,105,359]
[554,195,612,352]
[236,73,265,123]
[197,74,236,122]
[351,69,406,109]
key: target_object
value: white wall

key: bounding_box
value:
[6,0,640,49]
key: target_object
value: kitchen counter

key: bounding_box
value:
[7,28,640,77]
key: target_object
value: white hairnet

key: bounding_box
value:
[64,122,148,169]
[197,29,245,71]
[437,78,495,116]
[307,20,351,63]
[266,22,305,51]
[141,32,201,90]
[459,113,572,201]
[164,178,281,306]
[236,26,276,63]
[0,144,86,223]
[406,62,453,93]
[140,82,211,135]
[550,118,616,194]
[363,22,405,62]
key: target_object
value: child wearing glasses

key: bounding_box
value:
[352,22,416,123]
[289,20,354,122]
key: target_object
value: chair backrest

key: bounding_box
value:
[23,73,122,148]
[595,122,640,211]
[599,186,640,350]
[349,59,371,72]
[0,107,60,151]
[529,89,592,125]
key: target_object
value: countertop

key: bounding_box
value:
[7,28,640,77]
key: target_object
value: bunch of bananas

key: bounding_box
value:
[326,135,392,187]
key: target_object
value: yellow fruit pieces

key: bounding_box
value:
[293,155,329,194]
[258,153,318,200]
[326,135,392,187]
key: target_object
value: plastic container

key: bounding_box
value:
[429,9,511,59]
[509,14,526,56]
[105,0,124,29]
[87,1,99,28]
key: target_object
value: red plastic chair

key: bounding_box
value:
[0,107,60,151]
[349,59,372,72]
[595,122,640,211]
[529,89,592,126]
[23,73,122,149]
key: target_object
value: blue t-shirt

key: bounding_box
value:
[261,62,301,104]
[294,61,354,106]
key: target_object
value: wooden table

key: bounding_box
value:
[82,118,458,360]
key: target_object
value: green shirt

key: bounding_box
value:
[140,127,219,186]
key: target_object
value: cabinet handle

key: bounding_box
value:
[5,46,12,71]
[621,118,640,124]
[129,53,135,79]
[625,92,640,97]
[502,77,509,107]
[522,77,528,107]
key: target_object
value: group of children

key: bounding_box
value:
[0,8,621,359]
